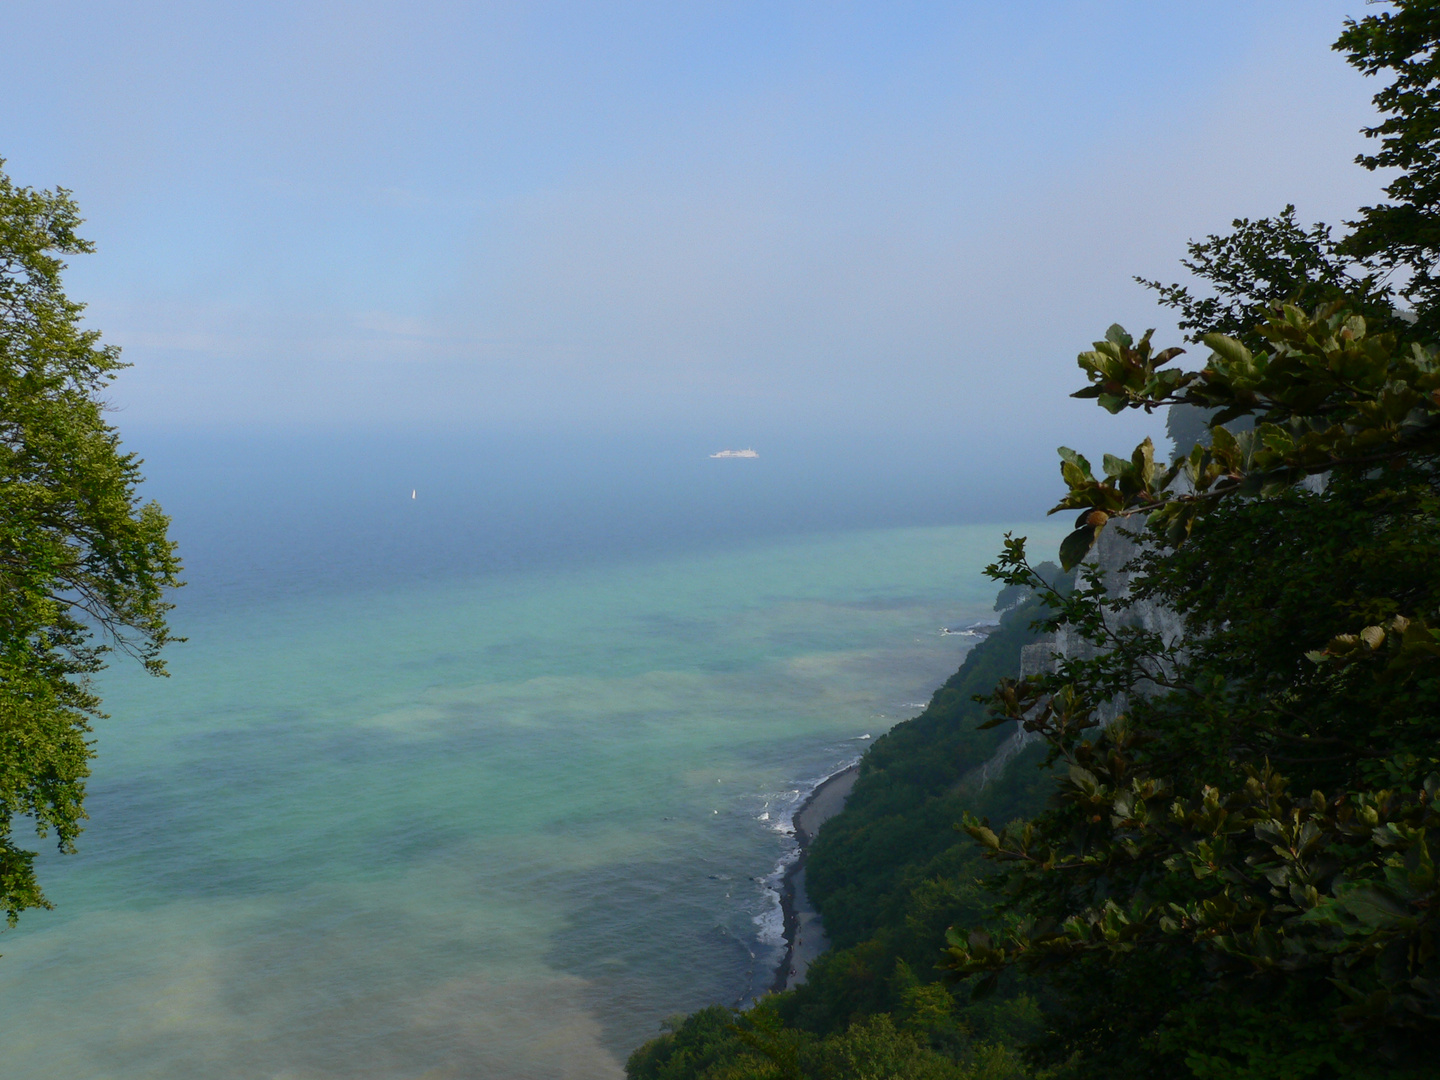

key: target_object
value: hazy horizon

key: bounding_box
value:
[5,0,1392,511]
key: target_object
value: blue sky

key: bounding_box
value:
[2,2,1391,461]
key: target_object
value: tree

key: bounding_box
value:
[945,308,1440,1077]
[939,4,1440,1075]
[1133,207,1397,458]
[0,160,181,925]
[1136,206,1395,354]
[1338,0,1440,341]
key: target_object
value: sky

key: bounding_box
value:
[1,1,1395,466]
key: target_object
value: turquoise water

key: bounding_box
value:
[0,438,1066,1078]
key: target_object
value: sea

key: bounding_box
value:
[0,430,1067,1079]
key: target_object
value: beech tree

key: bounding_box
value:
[0,161,181,924]
[1339,0,1440,340]
[948,305,1440,1077]
[942,4,1440,1076]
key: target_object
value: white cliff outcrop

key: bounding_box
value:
[964,523,1185,792]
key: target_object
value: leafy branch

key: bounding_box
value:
[1052,304,1440,567]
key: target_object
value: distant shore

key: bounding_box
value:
[771,763,860,993]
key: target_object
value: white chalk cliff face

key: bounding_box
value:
[970,523,1186,791]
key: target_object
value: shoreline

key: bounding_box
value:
[770,763,860,993]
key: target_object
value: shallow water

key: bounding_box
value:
[0,433,1066,1078]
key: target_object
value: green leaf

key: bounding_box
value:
[965,820,1001,849]
[1131,437,1155,487]
[1057,447,1094,479]
[1257,422,1295,454]
[1210,424,1240,464]
[1202,332,1254,372]
[1059,525,1099,570]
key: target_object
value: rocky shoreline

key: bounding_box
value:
[770,763,860,992]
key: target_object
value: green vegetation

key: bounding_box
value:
[950,303,1440,1075]
[0,161,181,924]
[629,593,1061,1080]
[805,590,1056,953]
[630,3,1440,1076]
[1339,0,1440,342]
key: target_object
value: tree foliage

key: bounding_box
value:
[0,160,181,924]
[1050,302,1440,564]
[938,4,1440,1073]
[1135,208,1400,460]
[628,1003,1037,1080]
[1338,0,1440,340]
[1136,207,1395,353]
[946,432,1440,1077]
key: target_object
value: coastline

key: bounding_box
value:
[770,763,860,993]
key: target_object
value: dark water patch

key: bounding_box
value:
[545,850,775,1057]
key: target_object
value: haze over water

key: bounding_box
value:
[0,432,1065,1079]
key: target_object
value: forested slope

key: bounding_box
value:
[804,598,1050,950]
[627,589,1058,1080]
